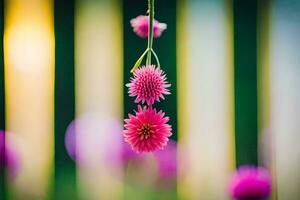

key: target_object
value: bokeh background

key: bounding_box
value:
[0,0,300,199]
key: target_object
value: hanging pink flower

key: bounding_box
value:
[126,65,171,106]
[229,165,272,200]
[130,15,167,38]
[123,105,172,153]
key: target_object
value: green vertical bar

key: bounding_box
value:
[234,0,258,167]
[0,0,6,199]
[54,0,77,199]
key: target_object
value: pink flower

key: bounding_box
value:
[123,105,172,153]
[229,165,272,200]
[126,65,171,106]
[130,15,167,38]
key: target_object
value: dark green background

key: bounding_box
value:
[54,0,77,199]
[234,0,258,167]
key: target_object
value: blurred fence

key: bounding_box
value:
[0,0,299,199]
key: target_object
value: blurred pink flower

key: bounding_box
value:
[130,15,167,38]
[0,131,21,178]
[154,140,177,180]
[229,165,272,200]
[64,120,77,161]
[123,105,172,153]
[154,140,177,188]
[106,140,143,168]
[119,141,143,164]
[126,65,171,106]
[64,115,123,164]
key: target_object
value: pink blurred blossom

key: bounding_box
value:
[130,15,167,38]
[154,140,177,188]
[0,131,21,178]
[154,140,177,180]
[229,165,272,200]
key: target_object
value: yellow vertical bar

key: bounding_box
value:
[75,0,123,199]
[177,0,234,199]
[226,0,235,173]
[4,0,54,199]
[257,0,277,199]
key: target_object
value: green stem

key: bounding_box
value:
[146,0,154,65]
[130,48,149,73]
[150,49,160,68]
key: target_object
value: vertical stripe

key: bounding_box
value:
[257,0,271,166]
[177,0,234,199]
[257,0,277,198]
[233,0,258,166]
[226,0,236,175]
[0,0,5,198]
[54,0,76,199]
[269,0,300,198]
[75,0,123,199]
[4,0,54,198]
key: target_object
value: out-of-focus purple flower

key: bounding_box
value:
[0,131,5,166]
[64,114,123,165]
[154,140,177,180]
[105,140,144,171]
[0,131,21,178]
[65,122,76,161]
[119,141,143,164]
[153,140,177,188]
[107,139,159,186]
[130,15,167,38]
[229,165,272,200]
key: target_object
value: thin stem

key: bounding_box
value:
[146,0,154,65]
[130,48,149,73]
[150,49,160,68]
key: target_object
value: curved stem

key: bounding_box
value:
[150,48,160,68]
[146,0,154,65]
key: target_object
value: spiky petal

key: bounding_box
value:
[126,65,171,106]
[229,165,272,200]
[130,15,167,38]
[123,105,172,153]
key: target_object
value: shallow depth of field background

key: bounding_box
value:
[0,0,300,199]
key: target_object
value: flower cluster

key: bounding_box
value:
[125,2,171,153]
[124,65,172,153]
